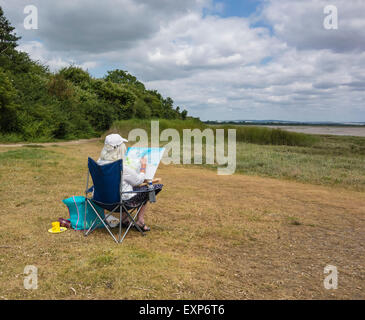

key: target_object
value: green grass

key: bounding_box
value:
[110,119,317,147]
[0,133,25,143]
[219,124,318,146]
[0,118,317,147]
[110,120,365,191]
[0,148,57,161]
[162,132,365,190]
[0,132,99,144]
[2,120,364,191]
[109,118,205,138]
[207,135,365,191]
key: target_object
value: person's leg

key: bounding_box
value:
[121,212,129,225]
[121,204,149,231]
[135,185,163,231]
[136,203,150,231]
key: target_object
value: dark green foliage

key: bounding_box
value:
[134,98,152,119]
[0,6,20,54]
[0,68,18,132]
[92,80,136,117]
[47,74,74,100]
[59,66,91,86]
[181,110,188,120]
[105,69,145,91]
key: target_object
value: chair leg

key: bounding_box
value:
[126,211,145,235]
[86,200,119,244]
[84,198,87,236]
[128,204,147,236]
[85,204,118,236]
[118,205,122,243]
[84,200,147,244]
[119,204,146,243]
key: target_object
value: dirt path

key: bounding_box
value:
[0,138,101,148]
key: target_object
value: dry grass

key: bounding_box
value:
[0,140,364,300]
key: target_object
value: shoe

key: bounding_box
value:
[58,218,71,228]
[134,223,150,232]
[121,220,131,228]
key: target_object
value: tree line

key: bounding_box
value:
[0,6,189,141]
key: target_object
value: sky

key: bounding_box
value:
[1,0,365,122]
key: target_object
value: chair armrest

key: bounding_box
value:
[138,178,162,187]
[122,190,151,194]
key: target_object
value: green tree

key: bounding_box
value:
[92,80,136,119]
[144,93,163,117]
[59,66,91,86]
[0,68,18,132]
[134,98,151,119]
[181,109,188,120]
[105,69,145,91]
[47,74,74,101]
[0,6,20,55]
[0,7,189,141]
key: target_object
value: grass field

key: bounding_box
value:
[230,135,365,191]
[108,120,365,191]
[110,119,318,147]
[0,139,364,299]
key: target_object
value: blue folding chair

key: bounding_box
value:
[84,157,154,243]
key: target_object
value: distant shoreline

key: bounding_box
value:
[257,125,365,137]
[204,121,365,137]
[204,121,365,127]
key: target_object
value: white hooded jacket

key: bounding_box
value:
[97,134,145,200]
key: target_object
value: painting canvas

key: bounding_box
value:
[124,147,165,180]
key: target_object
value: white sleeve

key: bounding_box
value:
[123,165,145,187]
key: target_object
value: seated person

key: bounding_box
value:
[97,134,163,231]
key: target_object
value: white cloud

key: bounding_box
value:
[261,0,365,52]
[125,12,286,80]
[18,41,99,71]
[1,0,365,121]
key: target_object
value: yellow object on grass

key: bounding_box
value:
[48,221,67,234]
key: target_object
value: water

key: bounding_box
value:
[264,126,365,137]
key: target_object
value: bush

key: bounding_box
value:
[134,98,152,119]
[59,66,91,86]
[229,125,318,146]
[0,68,19,132]
[47,74,74,100]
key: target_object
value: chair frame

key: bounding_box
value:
[84,159,154,244]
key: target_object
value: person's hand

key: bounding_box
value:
[140,157,147,166]
[140,157,147,173]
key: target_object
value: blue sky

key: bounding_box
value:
[1,0,365,122]
[211,0,263,17]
